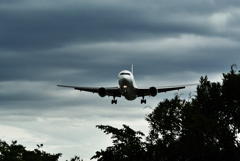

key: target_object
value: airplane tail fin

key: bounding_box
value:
[131,64,133,74]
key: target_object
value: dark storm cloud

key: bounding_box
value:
[1,0,232,52]
[1,37,239,82]
[1,0,239,69]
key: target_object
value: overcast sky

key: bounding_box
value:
[1,0,240,160]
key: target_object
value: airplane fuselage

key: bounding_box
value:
[118,70,137,101]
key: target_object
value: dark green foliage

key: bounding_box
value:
[67,156,83,161]
[91,125,146,161]
[93,65,240,161]
[0,140,83,161]
[0,140,61,161]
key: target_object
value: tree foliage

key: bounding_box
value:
[91,125,146,161]
[0,140,61,161]
[0,140,83,161]
[92,65,240,161]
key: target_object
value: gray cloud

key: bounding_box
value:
[1,0,234,51]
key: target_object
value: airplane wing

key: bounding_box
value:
[157,86,185,92]
[136,84,198,97]
[57,85,121,97]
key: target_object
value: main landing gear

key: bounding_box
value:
[111,96,117,104]
[141,96,146,104]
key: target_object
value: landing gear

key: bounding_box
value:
[112,99,117,104]
[141,96,146,104]
[141,99,146,104]
[111,96,117,104]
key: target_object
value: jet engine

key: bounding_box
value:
[149,87,157,97]
[98,87,107,97]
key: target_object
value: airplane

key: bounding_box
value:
[57,65,196,104]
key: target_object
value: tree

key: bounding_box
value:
[91,125,146,161]
[0,140,83,161]
[146,94,187,161]
[93,65,240,161]
[67,156,83,161]
[146,65,240,161]
[0,140,61,161]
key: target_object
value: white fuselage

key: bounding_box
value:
[118,70,137,100]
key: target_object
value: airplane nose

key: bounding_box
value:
[119,77,128,86]
[122,78,128,85]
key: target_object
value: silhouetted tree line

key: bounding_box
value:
[1,65,240,161]
[0,140,83,161]
[92,65,240,161]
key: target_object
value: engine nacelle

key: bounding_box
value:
[149,87,157,97]
[98,87,107,97]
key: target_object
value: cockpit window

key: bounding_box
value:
[120,73,130,75]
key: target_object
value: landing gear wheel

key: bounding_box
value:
[141,96,146,104]
[141,99,146,104]
[111,99,117,104]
